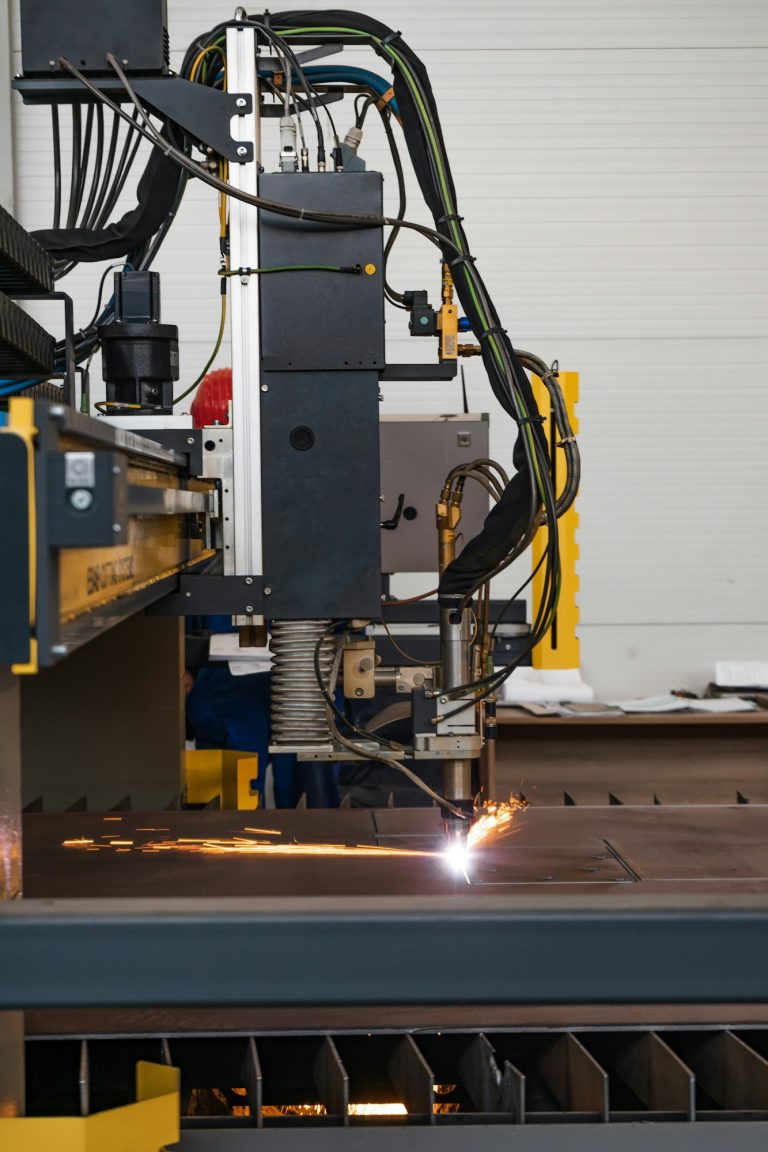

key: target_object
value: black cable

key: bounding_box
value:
[516,349,580,518]
[86,111,120,230]
[490,549,548,642]
[72,103,94,226]
[253,22,326,161]
[78,102,104,229]
[83,260,131,332]
[51,106,62,229]
[313,625,402,752]
[65,104,81,230]
[94,111,142,229]
[376,104,408,307]
[58,56,466,260]
[355,92,375,127]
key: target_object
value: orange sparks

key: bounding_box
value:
[467,796,528,850]
[63,834,435,860]
[61,800,526,866]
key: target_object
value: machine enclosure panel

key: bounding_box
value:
[260,370,381,618]
[380,416,490,573]
[258,172,385,372]
[258,171,384,618]
[20,0,169,76]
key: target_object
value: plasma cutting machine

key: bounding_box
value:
[6,6,768,1149]
[2,0,580,847]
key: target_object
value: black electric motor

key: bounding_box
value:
[99,270,178,413]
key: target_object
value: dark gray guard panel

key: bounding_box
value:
[258,172,385,372]
[260,371,382,618]
[0,435,31,665]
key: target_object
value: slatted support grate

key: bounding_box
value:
[24,1028,768,1127]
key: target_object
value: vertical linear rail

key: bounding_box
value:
[226,26,262,590]
[531,370,580,670]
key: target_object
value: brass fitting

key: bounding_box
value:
[437,263,458,361]
[458,343,482,357]
[436,492,463,575]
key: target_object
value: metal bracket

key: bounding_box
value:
[380,363,458,382]
[12,76,254,164]
[12,291,75,406]
[257,44,345,69]
[259,89,344,118]
[147,573,264,617]
[134,78,253,163]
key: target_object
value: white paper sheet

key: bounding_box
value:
[498,667,595,704]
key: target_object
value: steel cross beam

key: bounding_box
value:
[2,894,768,1009]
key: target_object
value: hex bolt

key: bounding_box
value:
[245,577,253,585]
[49,405,65,418]
[245,604,254,613]
[260,384,269,393]
[237,145,248,157]
[185,591,192,598]
[112,523,122,533]
[264,587,272,595]
[354,687,364,697]
[112,465,121,475]
[440,695,448,704]
[50,643,68,656]
[69,489,93,512]
[187,436,195,445]
[236,97,247,108]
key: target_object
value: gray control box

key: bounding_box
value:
[380,414,490,574]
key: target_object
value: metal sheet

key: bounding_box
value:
[22,805,768,897]
[23,808,634,896]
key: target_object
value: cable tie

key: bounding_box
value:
[478,326,507,343]
[437,212,464,225]
[517,415,546,427]
[382,30,403,47]
[557,435,577,446]
[448,253,476,270]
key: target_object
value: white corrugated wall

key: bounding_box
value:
[7,1,768,696]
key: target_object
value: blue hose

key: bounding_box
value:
[256,64,399,119]
[0,379,40,397]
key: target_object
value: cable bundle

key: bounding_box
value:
[17,10,579,694]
